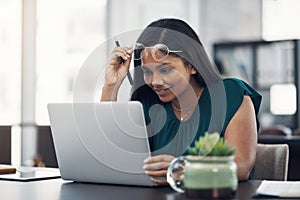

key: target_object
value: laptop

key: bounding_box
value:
[47,102,156,186]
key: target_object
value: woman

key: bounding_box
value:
[101,18,261,184]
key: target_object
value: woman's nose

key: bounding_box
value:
[151,73,164,86]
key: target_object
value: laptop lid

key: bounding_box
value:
[47,102,155,186]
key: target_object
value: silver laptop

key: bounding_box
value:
[47,102,155,186]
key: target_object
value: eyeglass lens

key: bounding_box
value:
[134,43,170,61]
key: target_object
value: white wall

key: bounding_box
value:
[107,0,261,56]
[200,0,261,52]
[105,0,262,100]
[106,0,201,39]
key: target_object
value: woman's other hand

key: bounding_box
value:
[143,154,175,184]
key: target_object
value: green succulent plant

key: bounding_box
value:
[188,132,236,156]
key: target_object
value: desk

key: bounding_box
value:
[0,178,267,200]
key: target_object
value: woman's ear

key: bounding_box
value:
[184,61,197,75]
[190,66,197,75]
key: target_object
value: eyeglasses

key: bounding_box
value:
[134,43,182,62]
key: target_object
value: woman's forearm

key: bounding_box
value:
[100,84,119,101]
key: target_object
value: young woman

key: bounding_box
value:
[101,18,261,184]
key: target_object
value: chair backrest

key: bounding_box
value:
[259,125,292,136]
[0,126,11,164]
[37,126,58,167]
[252,143,289,181]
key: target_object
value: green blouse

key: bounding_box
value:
[140,78,262,157]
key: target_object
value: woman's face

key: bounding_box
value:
[141,48,197,102]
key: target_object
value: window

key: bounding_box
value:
[35,0,107,124]
[263,0,300,40]
[0,0,21,125]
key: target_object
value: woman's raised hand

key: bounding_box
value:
[104,46,133,87]
[101,46,133,101]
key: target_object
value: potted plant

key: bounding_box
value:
[167,132,237,198]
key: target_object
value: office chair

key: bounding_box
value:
[259,125,292,136]
[0,126,12,164]
[252,143,289,181]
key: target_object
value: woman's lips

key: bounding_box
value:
[153,88,170,96]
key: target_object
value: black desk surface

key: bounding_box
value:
[0,178,269,200]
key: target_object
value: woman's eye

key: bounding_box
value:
[144,70,152,75]
[159,67,172,74]
[141,67,152,75]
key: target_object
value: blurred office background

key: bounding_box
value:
[1,0,300,174]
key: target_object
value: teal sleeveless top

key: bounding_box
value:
[139,78,262,157]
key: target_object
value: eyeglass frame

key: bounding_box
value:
[133,43,183,62]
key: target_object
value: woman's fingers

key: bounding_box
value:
[146,170,168,184]
[143,155,175,170]
[111,47,133,62]
[143,155,175,185]
[143,161,169,171]
[150,177,168,184]
[145,170,167,177]
[104,46,133,86]
[144,155,175,164]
